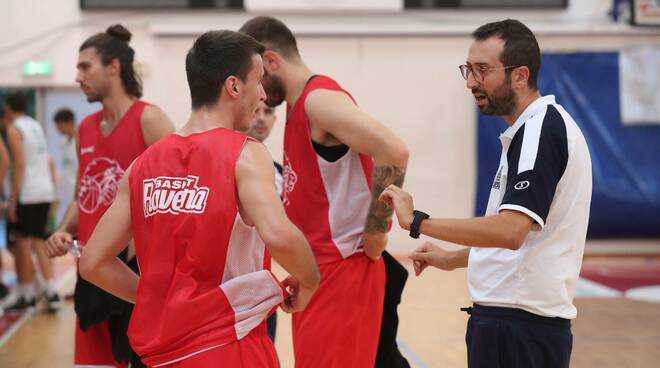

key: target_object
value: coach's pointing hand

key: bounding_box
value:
[409,242,463,276]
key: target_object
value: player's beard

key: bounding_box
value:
[263,73,286,108]
[81,83,108,103]
[86,93,100,103]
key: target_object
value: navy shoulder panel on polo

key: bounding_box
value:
[502,105,569,224]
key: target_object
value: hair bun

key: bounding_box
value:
[106,24,131,42]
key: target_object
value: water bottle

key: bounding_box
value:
[69,240,83,258]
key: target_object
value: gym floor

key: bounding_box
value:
[1,245,659,367]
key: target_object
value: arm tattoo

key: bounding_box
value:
[364,165,406,233]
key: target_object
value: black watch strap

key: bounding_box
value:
[409,210,430,239]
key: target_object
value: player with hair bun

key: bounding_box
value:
[45,24,175,368]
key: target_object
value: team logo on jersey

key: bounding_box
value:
[79,157,125,214]
[143,175,209,217]
[282,153,298,206]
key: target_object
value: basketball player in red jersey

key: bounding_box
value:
[44,24,175,368]
[78,30,320,367]
[240,17,411,368]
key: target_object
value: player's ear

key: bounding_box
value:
[262,50,281,72]
[225,76,240,98]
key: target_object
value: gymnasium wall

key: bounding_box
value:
[1,0,659,252]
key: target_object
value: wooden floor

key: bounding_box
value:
[1,258,659,367]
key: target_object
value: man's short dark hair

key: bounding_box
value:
[472,19,541,90]
[239,16,300,60]
[4,92,27,113]
[54,108,75,124]
[186,30,264,109]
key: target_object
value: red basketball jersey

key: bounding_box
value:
[77,100,149,243]
[285,76,386,367]
[283,75,374,265]
[127,128,285,367]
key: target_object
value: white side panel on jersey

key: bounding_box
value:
[317,150,371,259]
[220,270,283,340]
[221,214,266,284]
[220,214,282,339]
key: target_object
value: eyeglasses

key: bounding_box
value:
[459,64,519,82]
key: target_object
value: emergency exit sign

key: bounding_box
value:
[23,60,52,76]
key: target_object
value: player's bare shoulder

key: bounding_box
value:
[140,105,175,146]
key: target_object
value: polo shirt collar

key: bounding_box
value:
[500,95,556,141]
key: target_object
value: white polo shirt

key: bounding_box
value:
[467,95,592,319]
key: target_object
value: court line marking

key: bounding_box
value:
[0,310,34,348]
[2,266,432,367]
[397,337,428,368]
[575,277,623,298]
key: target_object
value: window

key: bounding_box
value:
[405,0,567,8]
[80,0,243,9]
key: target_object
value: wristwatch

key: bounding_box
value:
[409,210,430,239]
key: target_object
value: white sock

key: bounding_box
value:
[46,280,58,295]
[18,283,27,295]
[19,283,34,300]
